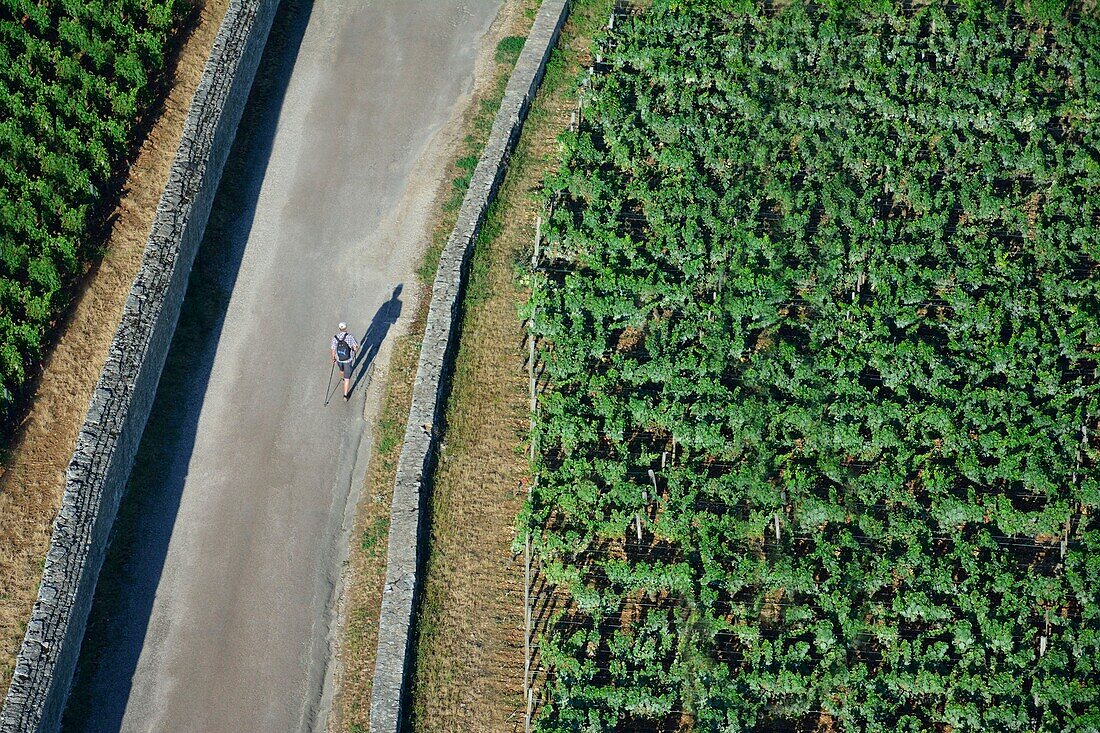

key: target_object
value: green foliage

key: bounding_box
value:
[495,34,526,64]
[0,0,187,425]
[376,416,401,455]
[359,516,388,557]
[526,1,1100,731]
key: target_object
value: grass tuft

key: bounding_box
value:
[359,516,389,556]
[495,35,526,63]
[376,417,400,456]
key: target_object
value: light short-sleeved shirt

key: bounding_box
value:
[331,332,359,362]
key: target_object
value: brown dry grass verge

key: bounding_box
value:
[408,2,610,731]
[332,2,539,731]
[332,312,416,733]
[0,0,229,694]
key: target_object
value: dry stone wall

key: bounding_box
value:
[0,1,279,730]
[368,1,572,731]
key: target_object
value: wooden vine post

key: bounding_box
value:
[524,488,532,733]
[524,212,544,733]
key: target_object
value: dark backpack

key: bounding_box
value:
[335,333,352,362]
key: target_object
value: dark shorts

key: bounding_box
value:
[338,359,353,378]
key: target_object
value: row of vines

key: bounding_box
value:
[0,0,189,423]
[523,1,1100,730]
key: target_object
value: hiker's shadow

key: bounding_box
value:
[349,283,403,396]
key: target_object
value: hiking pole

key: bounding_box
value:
[324,359,335,406]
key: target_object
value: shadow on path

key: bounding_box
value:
[61,2,315,730]
[350,284,403,396]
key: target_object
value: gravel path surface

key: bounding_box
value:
[63,2,501,731]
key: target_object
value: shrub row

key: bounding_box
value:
[0,0,188,425]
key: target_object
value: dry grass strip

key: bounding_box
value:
[0,0,230,694]
[332,318,417,733]
[408,2,610,731]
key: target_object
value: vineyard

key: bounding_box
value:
[0,0,187,420]
[524,1,1100,731]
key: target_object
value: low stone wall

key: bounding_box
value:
[0,1,279,730]
[368,1,571,731]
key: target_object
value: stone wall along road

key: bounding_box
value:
[368,1,571,731]
[0,1,278,731]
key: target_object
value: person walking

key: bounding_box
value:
[331,322,359,401]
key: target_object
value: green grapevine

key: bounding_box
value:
[0,0,188,423]
[526,1,1100,730]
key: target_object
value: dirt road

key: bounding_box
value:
[62,1,502,731]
